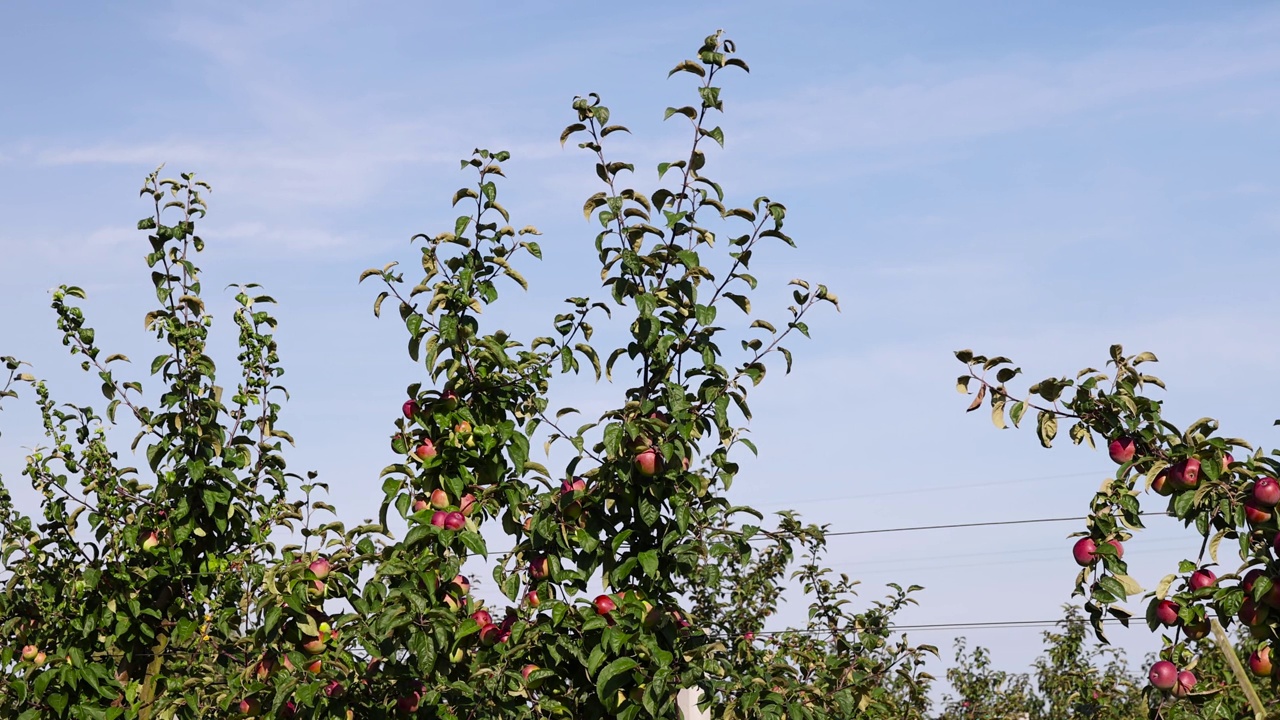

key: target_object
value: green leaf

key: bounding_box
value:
[597,657,639,703]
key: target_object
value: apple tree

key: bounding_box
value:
[0,31,933,720]
[957,345,1280,717]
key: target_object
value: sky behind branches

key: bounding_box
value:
[3,0,1280,702]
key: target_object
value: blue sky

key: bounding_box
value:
[4,0,1280,701]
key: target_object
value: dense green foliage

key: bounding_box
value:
[0,33,941,719]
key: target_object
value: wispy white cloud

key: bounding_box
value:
[736,8,1280,153]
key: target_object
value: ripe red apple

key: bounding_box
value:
[522,664,544,689]
[1183,619,1209,640]
[1172,670,1197,698]
[1244,568,1266,594]
[1256,478,1280,507]
[743,631,755,642]
[412,497,429,514]
[1169,458,1201,489]
[1250,646,1273,677]
[324,680,343,698]
[561,478,587,494]
[443,511,466,531]
[529,555,549,581]
[304,659,322,674]
[431,511,447,528]
[1151,470,1173,496]
[300,637,326,655]
[141,530,160,551]
[1154,599,1180,627]
[1188,568,1216,591]
[20,645,38,661]
[594,594,617,616]
[396,689,422,713]
[415,439,437,459]
[1241,597,1271,626]
[254,658,275,681]
[1148,660,1178,690]
[459,493,477,516]
[479,623,502,647]
[309,557,331,580]
[1108,436,1136,464]
[451,575,471,595]
[1072,538,1098,566]
[402,399,418,419]
[236,698,262,715]
[1245,499,1272,525]
[439,390,459,412]
[471,609,492,626]
[634,448,662,476]
[430,489,450,509]
[526,590,541,608]
[1105,539,1124,559]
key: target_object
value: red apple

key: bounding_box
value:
[1151,470,1173,496]
[325,680,343,698]
[415,439,437,459]
[439,390,459,412]
[454,420,472,434]
[141,530,160,551]
[1256,478,1280,507]
[1149,660,1178,690]
[459,493,477,516]
[1245,499,1272,525]
[529,555,549,580]
[236,698,261,715]
[1250,646,1273,677]
[20,645,38,661]
[1105,539,1124,559]
[1072,538,1098,566]
[522,664,544,689]
[396,689,422,713]
[1108,437,1136,464]
[300,637,326,655]
[1169,458,1201,489]
[443,511,466,531]
[1244,568,1266,594]
[402,399,418,419]
[561,478,587,494]
[304,659,322,674]
[594,595,617,616]
[479,623,502,647]
[430,489,450,509]
[743,631,755,642]
[254,658,275,681]
[1183,619,1209,640]
[471,609,492,626]
[1241,597,1270,626]
[1154,599,1180,627]
[450,574,471,595]
[431,511,447,528]
[33,651,45,666]
[309,557,331,580]
[1188,568,1217,591]
[634,448,662,476]
[412,497,430,514]
[526,590,541,608]
[1172,670,1197,698]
